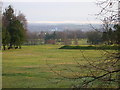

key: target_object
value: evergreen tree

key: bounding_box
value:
[2,27,10,50]
[9,19,25,48]
[113,24,120,44]
[2,5,27,50]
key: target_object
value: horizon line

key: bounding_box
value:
[27,21,102,24]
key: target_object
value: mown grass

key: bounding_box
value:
[2,45,117,88]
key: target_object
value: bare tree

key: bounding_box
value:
[46,0,120,88]
[17,12,27,30]
[0,2,2,49]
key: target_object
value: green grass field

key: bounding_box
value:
[2,45,116,88]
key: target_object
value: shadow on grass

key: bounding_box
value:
[2,73,32,77]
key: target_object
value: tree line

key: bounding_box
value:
[25,30,86,45]
[25,25,120,45]
[102,24,120,45]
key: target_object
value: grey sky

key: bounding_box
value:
[3,1,101,24]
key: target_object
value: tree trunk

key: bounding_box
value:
[3,45,6,50]
[19,45,21,49]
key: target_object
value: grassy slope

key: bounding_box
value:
[2,45,114,88]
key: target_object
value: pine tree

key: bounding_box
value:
[2,5,26,50]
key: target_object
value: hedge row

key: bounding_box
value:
[59,45,120,50]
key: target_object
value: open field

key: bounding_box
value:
[2,45,117,88]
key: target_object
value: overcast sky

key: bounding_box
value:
[3,0,103,2]
[2,0,103,24]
